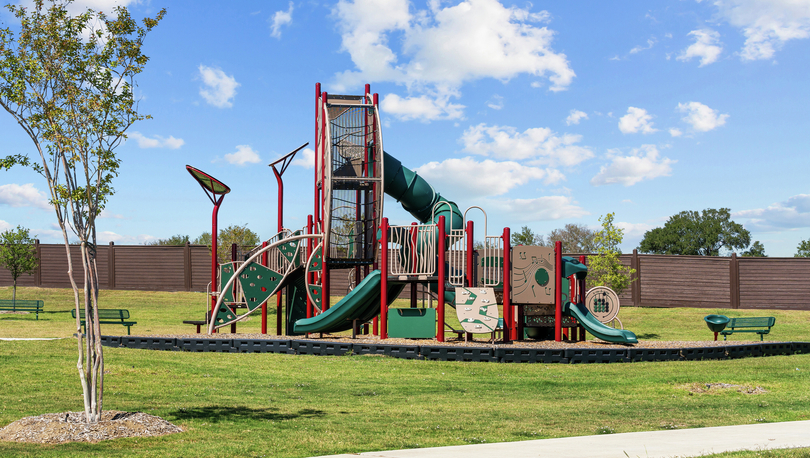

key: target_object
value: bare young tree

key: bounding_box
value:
[0,0,164,424]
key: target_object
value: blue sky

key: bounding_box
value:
[2,0,810,256]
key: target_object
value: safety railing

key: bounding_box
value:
[387,223,437,276]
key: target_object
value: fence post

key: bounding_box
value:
[108,242,116,289]
[730,253,740,309]
[632,249,640,306]
[184,241,191,291]
[34,239,42,286]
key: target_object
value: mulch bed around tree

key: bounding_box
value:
[0,410,183,444]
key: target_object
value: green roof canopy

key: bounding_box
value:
[186,165,230,195]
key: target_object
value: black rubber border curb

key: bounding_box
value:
[99,337,810,364]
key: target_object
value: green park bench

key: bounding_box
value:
[0,299,44,319]
[720,317,776,341]
[71,308,137,335]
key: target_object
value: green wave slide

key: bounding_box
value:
[564,301,638,344]
[292,152,461,334]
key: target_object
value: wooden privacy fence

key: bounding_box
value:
[3,244,810,311]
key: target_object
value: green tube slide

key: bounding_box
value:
[291,151,460,334]
[563,301,638,344]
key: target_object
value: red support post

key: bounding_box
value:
[555,241,563,342]
[210,195,224,333]
[579,254,587,341]
[230,244,237,334]
[466,220,474,287]
[437,215,446,342]
[380,217,389,339]
[261,241,268,335]
[502,227,512,343]
[306,215,314,320]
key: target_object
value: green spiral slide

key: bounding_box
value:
[292,152,463,334]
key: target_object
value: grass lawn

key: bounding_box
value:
[1,286,809,457]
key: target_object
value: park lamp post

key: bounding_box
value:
[267,142,309,334]
[186,165,231,321]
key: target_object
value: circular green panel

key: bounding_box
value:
[535,268,550,286]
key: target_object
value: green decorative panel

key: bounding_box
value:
[388,308,436,338]
[237,262,282,311]
[307,284,323,310]
[278,230,302,265]
[308,245,323,272]
[213,303,237,326]
[524,315,578,327]
[219,263,237,303]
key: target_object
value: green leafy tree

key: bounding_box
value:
[192,232,212,246]
[511,226,544,246]
[548,223,598,253]
[742,241,767,257]
[795,239,810,258]
[195,224,261,265]
[0,226,39,304]
[638,208,751,256]
[588,213,635,295]
[0,0,164,424]
[147,234,190,246]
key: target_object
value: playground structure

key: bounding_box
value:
[191,83,637,344]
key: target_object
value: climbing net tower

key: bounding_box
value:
[314,84,384,300]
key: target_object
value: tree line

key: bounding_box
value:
[511,207,810,259]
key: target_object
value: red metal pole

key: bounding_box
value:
[230,244,237,333]
[315,83,321,228]
[503,227,512,342]
[555,240,563,342]
[437,215,446,342]
[306,215,314,319]
[210,195,224,333]
[579,254,587,341]
[272,165,285,335]
[261,241,268,334]
[380,217,389,339]
[466,220,474,287]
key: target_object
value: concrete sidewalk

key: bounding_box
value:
[313,420,810,458]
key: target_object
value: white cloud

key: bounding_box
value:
[713,0,810,61]
[128,131,184,149]
[96,231,158,245]
[460,123,594,167]
[487,94,504,110]
[381,93,465,121]
[414,157,562,198]
[677,29,723,66]
[99,209,125,219]
[669,128,683,137]
[494,196,588,222]
[677,101,729,132]
[590,144,675,187]
[198,65,240,108]
[0,220,11,232]
[0,183,51,210]
[618,107,657,134]
[616,221,656,238]
[565,109,588,126]
[225,145,261,166]
[292,148,315,169]
[332,0,574,119]
[269,2,294,39]
[734,194,810,230]
[630,38,656,54]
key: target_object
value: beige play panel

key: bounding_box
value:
[455,287,499,333]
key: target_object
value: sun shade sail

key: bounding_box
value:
[186,165,231,195]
